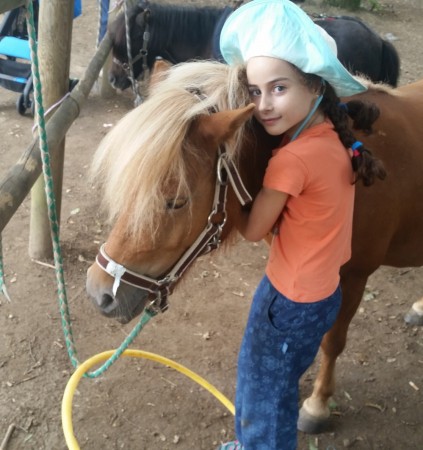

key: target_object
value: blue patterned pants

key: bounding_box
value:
[235,275,342,450]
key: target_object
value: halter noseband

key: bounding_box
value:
[95,145,252,314]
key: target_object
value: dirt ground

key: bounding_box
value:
[0,1,422,449]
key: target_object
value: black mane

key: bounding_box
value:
[110,2,226,63]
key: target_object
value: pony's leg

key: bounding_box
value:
[404,297,423,325]
[298,271,368,434]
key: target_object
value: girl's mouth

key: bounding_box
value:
[262,117,280,125]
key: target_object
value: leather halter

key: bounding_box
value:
[95,147,252,314]
[112,7,151,82]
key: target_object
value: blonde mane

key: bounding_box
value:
[91,61,251,237]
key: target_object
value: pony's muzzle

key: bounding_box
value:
[86,264,151,323]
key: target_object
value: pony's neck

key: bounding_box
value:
[149,4,225,56]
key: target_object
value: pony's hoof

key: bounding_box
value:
[297,407,330,434]
[404,308,423,325]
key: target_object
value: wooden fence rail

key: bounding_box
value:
[0,33,113,233]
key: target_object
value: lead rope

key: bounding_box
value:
[123,0,143,106]
[0,236,12,302]
[24,0,154,378]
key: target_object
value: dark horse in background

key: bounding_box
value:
[108,1,400,91]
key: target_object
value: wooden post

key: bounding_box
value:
[98,0,117,98]
[99,49,116,98]
[28,0,74,259]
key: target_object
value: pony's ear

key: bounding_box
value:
[150,58,172,87]
[196,104,255,144]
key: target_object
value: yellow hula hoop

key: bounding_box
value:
[62,349,235,450]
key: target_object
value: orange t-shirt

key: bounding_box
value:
[263,120,355,302]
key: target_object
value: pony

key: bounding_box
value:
[108,1,400,91]
[86,60,423,433]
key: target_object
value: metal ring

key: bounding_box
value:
[208,208,227,226]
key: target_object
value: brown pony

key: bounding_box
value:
[86,61,423,432]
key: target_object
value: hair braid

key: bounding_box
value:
[321,82,386,186]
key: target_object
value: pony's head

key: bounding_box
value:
[108,2,226,91]
[87,61,257,323]
[109,1,152,90]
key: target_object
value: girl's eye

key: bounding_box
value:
[165,198,188,210]
[274,85,286,93]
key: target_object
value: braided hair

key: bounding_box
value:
[296,69,387,187]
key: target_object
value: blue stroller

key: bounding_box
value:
[0,0,81,115]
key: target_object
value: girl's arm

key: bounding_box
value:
[236,187,289,242]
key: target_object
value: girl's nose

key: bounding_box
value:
[258,93,272,112]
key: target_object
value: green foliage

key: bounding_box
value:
[367,0,382,11]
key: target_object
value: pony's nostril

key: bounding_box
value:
[123,78,132,90]
[99,293,116,313]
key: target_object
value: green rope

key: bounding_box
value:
[24,0,154,378]
[0,235,12,302]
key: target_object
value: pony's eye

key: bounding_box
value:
[166,198,188,210]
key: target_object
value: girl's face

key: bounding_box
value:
[246,56,324,137]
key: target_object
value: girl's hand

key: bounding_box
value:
[237,187,288,242]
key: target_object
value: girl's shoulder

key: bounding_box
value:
[281,121,340,152]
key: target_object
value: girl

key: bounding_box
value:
[218,0,386,449]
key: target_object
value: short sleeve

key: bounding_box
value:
[263,149,309,197]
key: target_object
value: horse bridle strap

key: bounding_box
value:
[113,7,151,80]
[95,149,252,313]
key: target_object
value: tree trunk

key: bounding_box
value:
[98,0,117,98]
[28,0,74,259]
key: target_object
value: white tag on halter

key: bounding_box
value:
[106,260,126,296]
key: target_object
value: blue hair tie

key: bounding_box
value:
[339,102,348,111]
[352,141,363,150]
[351,140,364,158]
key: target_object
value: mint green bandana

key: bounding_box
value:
[220,0,367,97]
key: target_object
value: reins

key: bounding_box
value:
[95,143,252,314]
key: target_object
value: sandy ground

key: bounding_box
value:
[0,1,422,449]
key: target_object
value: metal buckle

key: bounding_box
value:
[147,290,169,314]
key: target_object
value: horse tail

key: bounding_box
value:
[380,39,400,87]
